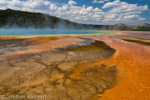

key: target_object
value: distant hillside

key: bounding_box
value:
[0,9,90,29]
[111,23,150,31]
[88,23,150,31]
[0,9,150,31]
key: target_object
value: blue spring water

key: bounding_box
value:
[0,29,116,36]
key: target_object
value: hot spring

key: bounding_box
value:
[0,29,117,36]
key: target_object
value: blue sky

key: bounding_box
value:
[0,0,150,25]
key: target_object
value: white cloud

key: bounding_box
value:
[0,0,149,25]
[101,0,148,24]
[87,6,93,11]
[124,15,138,20]
[50,4,57,10]
[92,0,110,3]
[68,0,77,6]
[102,0,122,8]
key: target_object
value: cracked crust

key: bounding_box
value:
[0,38,117,100]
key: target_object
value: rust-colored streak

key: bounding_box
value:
[83,35,150,100]
[0,33,150,100]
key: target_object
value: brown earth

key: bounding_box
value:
[0,32,150,100]
[0,37,116,100]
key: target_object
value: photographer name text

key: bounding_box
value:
[1,94,47,99]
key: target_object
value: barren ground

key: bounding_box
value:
[0,31,150,100]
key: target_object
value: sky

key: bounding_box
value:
[0,0,150,25]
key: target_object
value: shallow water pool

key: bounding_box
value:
[0,29,116,36]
